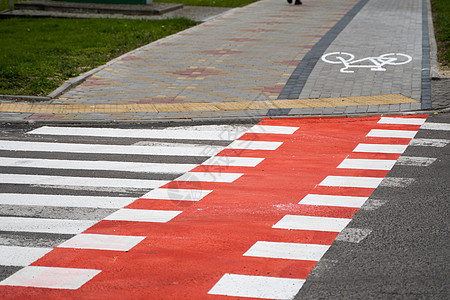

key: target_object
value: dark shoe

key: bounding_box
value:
[295,0,302,4]
[287,0,293,3]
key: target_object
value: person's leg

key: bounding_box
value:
[287,0,293,3]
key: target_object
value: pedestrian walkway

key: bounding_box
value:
[0,0,436,123]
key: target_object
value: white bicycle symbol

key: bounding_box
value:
[321,52,412,73]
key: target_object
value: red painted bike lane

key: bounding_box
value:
[0,115,427,299]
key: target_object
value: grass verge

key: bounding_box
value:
[1,0,260,10]
[0,0,23,11]
[0,17,196,96]
[431,0,449,67]
[154,0,259,7]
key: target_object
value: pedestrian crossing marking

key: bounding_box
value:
[208,274,305,299]
[243,241,330,261]
[58,234,146,251]
[273,215,352,232]
[0,266,101,290]
[0,246,52,267]
[104,209,182,223]
[0,217,97,234]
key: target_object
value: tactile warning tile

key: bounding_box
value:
[0,94,419,115]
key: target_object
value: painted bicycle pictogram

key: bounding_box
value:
[321,52,412,73]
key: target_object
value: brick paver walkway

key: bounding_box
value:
[0,0,437,122]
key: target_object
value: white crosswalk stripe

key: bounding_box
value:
[0,124,254,282]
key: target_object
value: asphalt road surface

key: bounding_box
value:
[0,113,448,299]
[296,113,449,299]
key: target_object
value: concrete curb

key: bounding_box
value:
[1,106,447,127]
[427,0,440,79]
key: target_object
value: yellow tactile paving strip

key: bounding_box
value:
[0,94,418,114]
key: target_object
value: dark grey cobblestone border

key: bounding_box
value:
[421,0,432,109]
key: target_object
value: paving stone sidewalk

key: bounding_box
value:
[0,0,445,123]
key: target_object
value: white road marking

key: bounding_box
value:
[396,156,436,166]
[141,188,213,201]
[0,266,101,289]
[28,126,247,141]
[202,156,264,167]
[0,194,135,209]
[174,172,243,183]
[0,140,223,157]
[243,241,330,261]
[337,158,396,170]
[0,217,96,234]
[319,176,383,188]
[227,140,283,150]
[367,129,417,139]
[58,234,146,251]
[299,194,368,208]
[0,174,169,189]
[208,273,305,299]
[409,138,450,147]
[421,122,450,131]
[378,117,426,125]
[353,143,408,153]
[247,125,299,134]
[0,246,52,266]
[273,215,351,232]
[104,209,182,223]
[361,199,388,211]
[379,177,415,187]
[0,157,196,174]
[335,228,372,243]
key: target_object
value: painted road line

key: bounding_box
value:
[58,234,145,251]
[353,143,408,154]
[202,156,264,167]
[380,177,415,187]
[0,246,52,266]
[337,158,397,170]
[366,129,418,138]
[247,125,299,135]
[319,176,383,188]
[0,194,135,209]
[141,188,213,201]
[174,172,243,183]
[378,117,427,125]
[0,266,101,289]
[0,140,223,157]
[396,156,437,166]
[335,228,372,243]
[226,140,283,150]
[409,138,450,147]
[273,215,351,232]
[0,217,96,234]
[104,209,182,223]
[243,241,330,261]
[299,194,368,208]
[28,126,247,141]
[0,157,196,174]
[421,122,450,131]
[0,174,169,189]
[208,273,305,300]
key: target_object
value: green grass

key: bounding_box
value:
[0,0,259,10]
[0,17,196,96]
[431,0,450,67]
[0,0,24,11]
[153,0,259,8]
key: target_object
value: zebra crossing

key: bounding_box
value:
[0,116,448,299]
[0,123,255,280]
